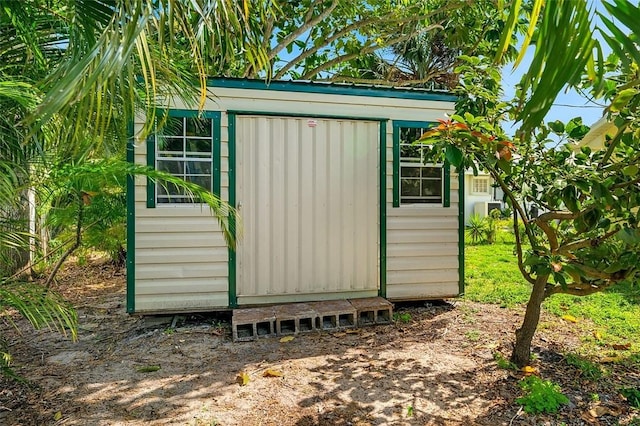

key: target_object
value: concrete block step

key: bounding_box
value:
[232,297,393,341]
[307,300,357,331]
[349,297,393,326]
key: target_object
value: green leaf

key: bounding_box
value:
[610,88,638,112]
[623,165,638,177]
[548,120,565,134]
[562,186,579,213]
[617,228,640,245]
[445,145,463,167]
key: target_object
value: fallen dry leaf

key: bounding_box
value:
[562,314,578,323]
[345,329,361,334]
[521,365,538,376]
[237,371,250,386]
[611,343,631,350]
[589,403,622,418]
[600,356,623,363]
[279,336,295,343]
[54,411,62,421]
[263,369,284,378]
[593,331,603,340]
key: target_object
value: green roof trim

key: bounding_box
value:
[207,78,457,102]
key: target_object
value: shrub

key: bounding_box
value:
[516,376,569,414]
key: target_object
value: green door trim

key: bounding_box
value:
[227,111,388,305]
[126,121,136,313]
[379,121,388,298]
[458,170,466,295]
[228,113,238,308]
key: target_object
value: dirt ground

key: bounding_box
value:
[1,258,639,425]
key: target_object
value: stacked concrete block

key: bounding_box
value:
[308,300,357,331]
[232,297,394,341]
[349,297,393,326]
[232,307,276,342]
[274,303,317,335]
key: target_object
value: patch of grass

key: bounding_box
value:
[494,352,517,370]
[465,330,480,342]
[465,244,530,307]
[393,312,412,323]
[516,375,569,414]
[621,387,640,409]
[564,353,603,380]
[465,243,640,357]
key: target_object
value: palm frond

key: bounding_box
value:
[0,282,77,341]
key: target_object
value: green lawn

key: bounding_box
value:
[464,242,640,359]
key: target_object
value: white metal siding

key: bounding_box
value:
[132,86,460,313]
[236,116,379,304]
[133,128,230,312]
[385,120,461,300]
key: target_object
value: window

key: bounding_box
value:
[471,176,490,195]
[398,126,443,205]
[154,115,215,204]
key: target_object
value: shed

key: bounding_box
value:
[126,78,464,314]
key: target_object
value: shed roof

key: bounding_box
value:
[207,77,457,103]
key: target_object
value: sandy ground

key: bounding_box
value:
[1,259,639,425]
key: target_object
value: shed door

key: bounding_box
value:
[236,116,379,304]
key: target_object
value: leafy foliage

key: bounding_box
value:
[419,0,640,366]
[565,353,603,381]
[516,375,570,414]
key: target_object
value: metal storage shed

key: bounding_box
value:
[127,78,464,314]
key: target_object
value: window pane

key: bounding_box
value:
[186,161,211,175]
[158,182,183,197]
[400,127,423,144]
[186,138,212,156]
[158,136,183,153]
[421,166,441,178]
[400,144,422,161]
[400,179,421,196]
[162,117,184,136]
[187,175,212,190]
[422,180,442,197]
[186,118,212,137]
[400,166,420,177]
[157,160,183,175]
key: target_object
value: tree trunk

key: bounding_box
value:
[511,273,550,367]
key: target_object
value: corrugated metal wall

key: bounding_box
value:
[235,116,379,304]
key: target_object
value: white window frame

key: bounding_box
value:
[471,176,491,195]
[398,127,443,205]
[155,116,214,204]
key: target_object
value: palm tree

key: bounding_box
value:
[0,0,270,378]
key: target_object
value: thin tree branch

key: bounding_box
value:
[512,208,537,285]
[45,196,84,288]
[556,228,618,255]
[545,280,616,297]
[535,217,559,253]
[267,0,338,62]
[301,33,418,80]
